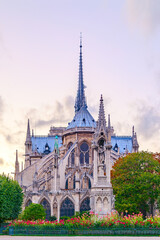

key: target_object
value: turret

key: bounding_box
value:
[91,95,113,216]
[97,94,107,133]
[25,119,32,167]
[132,126,139,152]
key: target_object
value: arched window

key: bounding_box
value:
[80,197,90,212]
[82,176,91,189]
[80,142,89,165]
[65,175,75,190]
[88,178,91,189]
[60,197,75,217]
[73,175,75,189]
[44,143,51,154]
[68,142,75,166]
[40,199,51,220]
[25,199,32,208]
[98,138,105,147]
[97,197,102,212]
[65,179,68,189]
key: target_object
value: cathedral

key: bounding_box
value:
[14,39,139,220]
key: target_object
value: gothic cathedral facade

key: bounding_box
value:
[14,39,139,220]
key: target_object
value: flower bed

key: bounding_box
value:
[7,212,160,236]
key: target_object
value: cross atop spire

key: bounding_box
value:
[97,94,107,131]
[74,34,87,113]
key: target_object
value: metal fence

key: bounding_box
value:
[0,223,9,234]
[8,226,160,236]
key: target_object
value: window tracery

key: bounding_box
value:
[60,197,75,217]
[40,199,51,220]
[80,197,90,212]
[80,142,89,165]
[82,175,91,189]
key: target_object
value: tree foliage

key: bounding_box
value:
[0,174,23,223]
[111,151,160,216]
[22,203,46,220]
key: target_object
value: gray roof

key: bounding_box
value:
[66,106,96,129]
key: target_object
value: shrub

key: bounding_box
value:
[22,203,46,220]
[49,215,57,221]
[72,211,90,219]
[60,216,70,220]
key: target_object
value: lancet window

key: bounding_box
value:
[40,199,51,220]
[80,197,90,212]
[65,175,76,190]
[82,176,91,189]
[60,197,75,217]
[80,142,89,165]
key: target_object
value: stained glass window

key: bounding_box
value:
[80,197,90,212]
[40,199,51,220]
[60,197,75,217]
[80,142,89,165]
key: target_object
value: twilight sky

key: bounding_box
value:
[0,0,160,175]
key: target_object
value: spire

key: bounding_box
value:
[108,114,111,128]
[97,94,107,130]
[75,33,87,113]
[132,127,139,153]
[14,150,19,180]
[16,149,18,163]
[26,119,31,143]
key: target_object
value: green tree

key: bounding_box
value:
[111,152,160,216]
[22,203,46,220]
[0,174,23,223]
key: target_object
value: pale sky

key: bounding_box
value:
[0,0,160,175]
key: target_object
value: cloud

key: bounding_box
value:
[26,95,74,128]
[135,103,160,139]
[125,0,160,35]
[0,158,4,165]
[4,130,24,145]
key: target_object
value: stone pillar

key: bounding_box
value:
[75,170,80,190]
[74,194,80,213]
[57,199,60,222]
[93,148,98,186]
[54,168,57,191]
[105,142,112,184]
[75,148,79,166]
[51,205,53,216]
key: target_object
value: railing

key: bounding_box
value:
[8,226,160,236]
